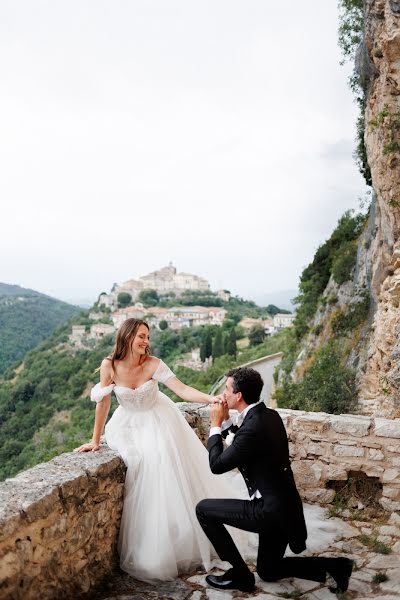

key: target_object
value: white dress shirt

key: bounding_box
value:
[209,402,262,500]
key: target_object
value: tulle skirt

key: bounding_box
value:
[105,391,252,582]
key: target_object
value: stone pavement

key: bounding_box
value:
[95,507,400,600]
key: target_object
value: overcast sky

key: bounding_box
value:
[0,1,368,305]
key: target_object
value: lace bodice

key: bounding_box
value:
[91,359,175,411]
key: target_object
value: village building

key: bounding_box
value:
[69,325,86,346]
[145,305,227,330]
[112,304,146,329]
[90,324,115,339]
[216,289,231,302]
[100,263,211,309]
[273,313,295,330]
[238,317,263,330]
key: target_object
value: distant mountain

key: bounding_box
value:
[251,289,297,312]
[0,283,42,297]
[0,282,80,375]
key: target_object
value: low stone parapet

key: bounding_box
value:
[0,448,126,600]
[179,404,400,510]
[279,410,400,510]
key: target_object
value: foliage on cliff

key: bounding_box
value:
[276,340,357,414]
[0,283,79,375]
[293,210,366,340]
[338,0,372,186]
[275,210,369,414]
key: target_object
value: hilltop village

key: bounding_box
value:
[68,264,294,355]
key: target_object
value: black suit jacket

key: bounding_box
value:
[208,403,307,554]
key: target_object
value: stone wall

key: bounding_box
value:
[1,406,400,600]
[0,448,126,600]
[179,404,400,511]
[279,409,400,511]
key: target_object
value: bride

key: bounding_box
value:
[74,318,248,582]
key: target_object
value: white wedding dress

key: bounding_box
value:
[91,359,251,583]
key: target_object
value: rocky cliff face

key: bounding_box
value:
[357,0,400,416]
[285,1,400,419]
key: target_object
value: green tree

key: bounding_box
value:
[200,328,213,362]
[226,328,237,357]
[117,292,132,308]
[249,324,265,347]
[338,0,371,186]
[138,289,159,307]
[212,328,224,361]
[159,320,168,330]
[265,304,290,316]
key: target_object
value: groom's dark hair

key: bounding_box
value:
[225,367,263,405]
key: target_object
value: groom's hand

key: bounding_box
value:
[210,401,225,427]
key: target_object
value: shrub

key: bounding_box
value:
[332,241,358,284]
[331,294,370,337]
[249,324,265,347]
[276,342,358,414]
[117,292,132,308]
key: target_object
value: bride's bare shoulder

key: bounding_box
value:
[145,355,161,373]
[100,357,114,382]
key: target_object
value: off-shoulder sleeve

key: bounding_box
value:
[91,382,115,403]
[152,359,175,384]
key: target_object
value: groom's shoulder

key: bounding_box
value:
[259,406,286,428]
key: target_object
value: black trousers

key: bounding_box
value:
[196,497,331,583]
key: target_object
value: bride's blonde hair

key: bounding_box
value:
[107,318,151,374]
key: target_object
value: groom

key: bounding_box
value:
[196,367,353,593]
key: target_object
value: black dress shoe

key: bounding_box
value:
[327,557,354,592]
[205,568,255,592]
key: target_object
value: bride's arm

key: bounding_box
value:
[74,360,113,452]
[165,377,214,404]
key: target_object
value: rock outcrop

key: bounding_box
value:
[356,0,400,416]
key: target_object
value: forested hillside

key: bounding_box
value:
[0,283,79,374]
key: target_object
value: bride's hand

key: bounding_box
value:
[74,441,100,453]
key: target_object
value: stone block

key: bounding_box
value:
[389,512,400,525]
[0,551,21,580]
[41,514,68,541]
[292,414,329,434]
[382,468,400,482]
[331,415,371,437]
[325,464,348,480]
[368,448,385,460]
[20,486,62,523]
[333,445,364,457]
[382,485,400,499]
[374,418,400,438]
[361,440,382,448]
[387,445,400,453]
[291,461,323,487]
[363,464,385,477]
[367,554,400,569]
[59,473,89,499]
[301,488,335,503]
[380,496,400,511]
[306,442,329,456]
[336,439,358,446]
[379,524,400,536]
